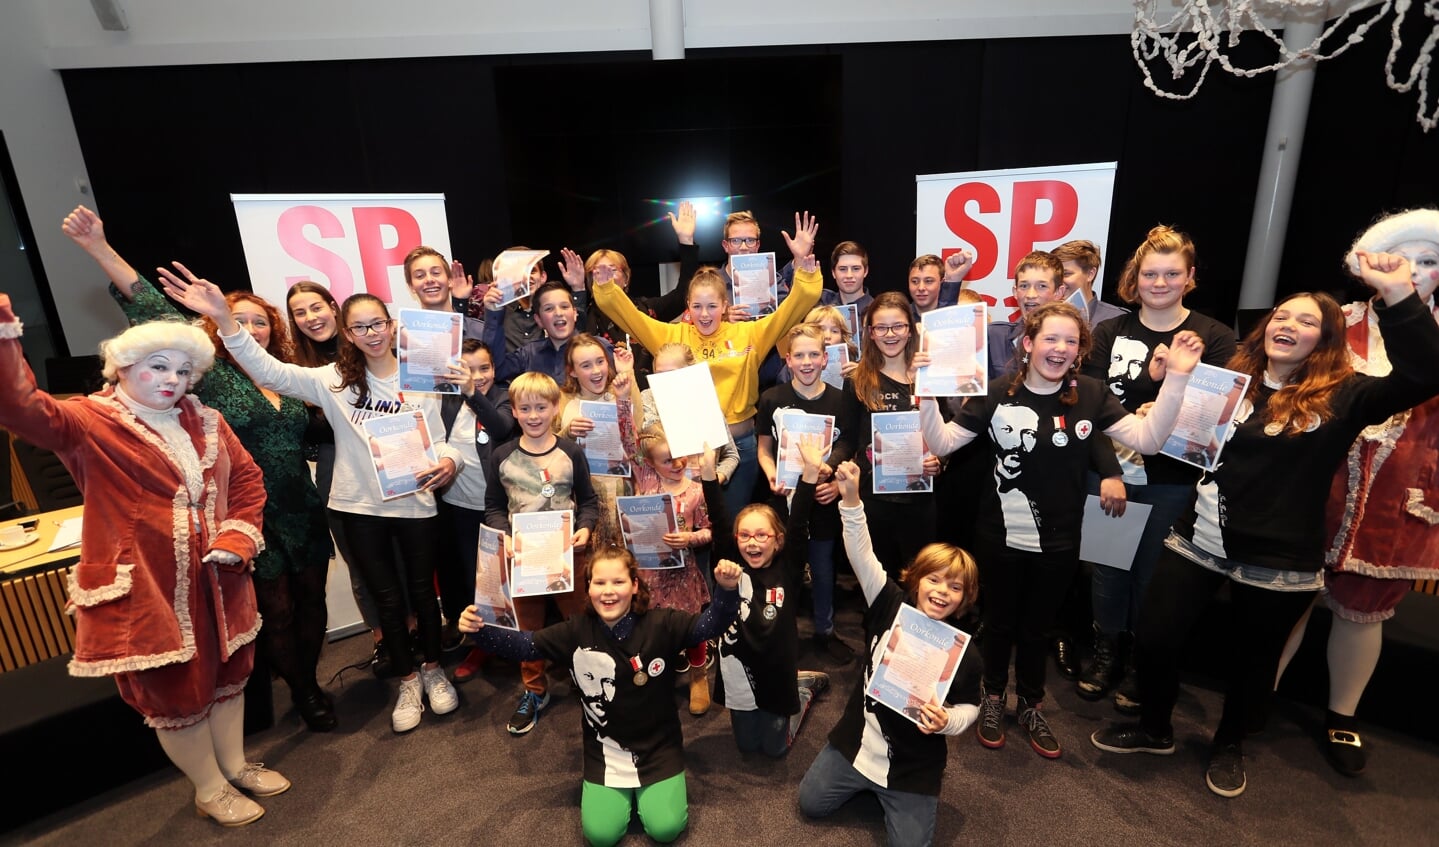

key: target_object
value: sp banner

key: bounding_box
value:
[916,163,1116,322]
[232,193,453,310]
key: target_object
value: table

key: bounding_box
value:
[0,506,83,672]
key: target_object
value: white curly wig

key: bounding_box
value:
[98,318,215,385]
[1345,208,1439,277]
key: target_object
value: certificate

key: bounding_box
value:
[1159,363,1251,471]
[473,525,518,629]
[492,249,549,307]
[362,410,439,500]
[510,510,575,597]
[617,494,689,570]
[821,344,850,390]
[868,603,971,726]
[578,400,632,478]
[1078,496,1153,570]
[775,410,834,489]
[728,252,779,316]
[397,308,463,394]
[871,411,931,494]
[645,362,731,457]
[916,303,987,397]
[834,303,860,339]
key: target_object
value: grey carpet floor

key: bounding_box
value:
[7,581,1438,847]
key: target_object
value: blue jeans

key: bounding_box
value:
[799,743,938,847]
[723,430,760,521]
[1090,480,1194,635]
[730,707,790,757]
[808,537,837,636]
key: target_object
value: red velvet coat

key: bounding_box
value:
[1325,301,1439,578]
[0,324,266,677]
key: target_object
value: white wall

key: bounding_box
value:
[38,1,1137,68]
[0,0,124,358]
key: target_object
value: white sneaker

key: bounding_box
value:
[420,665,459,715]
[392,676,424,732]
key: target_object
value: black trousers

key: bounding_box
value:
[333,510,445,675]
[1136,547,1317,745]
[975,538,1078,701]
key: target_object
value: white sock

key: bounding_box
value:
[1327,616,1383,716]
[208,694,248,779]
[155,719,227,801]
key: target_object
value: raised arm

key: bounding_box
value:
[918,396,981,457]
[0,295,87,452]
[157,263,332,405]
[835,460,888,606]
[61,205,144,298]
[752,254,823,355]
[1103,331,1202,453]
[592,278,674,356]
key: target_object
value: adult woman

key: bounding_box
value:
[842,291,942,577]
[919,302,1203,759]
[1275,208,1439,775]
[162,266,464,735]
[1091,250,1439,798]
[61,206,336,732]
[1078,226,1237,709]
[0,293,280,827]
[592,226,821,518]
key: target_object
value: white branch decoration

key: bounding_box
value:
[1132,0,1438,132]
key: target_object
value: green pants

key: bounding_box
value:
[580,772,688,846]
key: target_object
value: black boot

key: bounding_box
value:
[1052,634,1080,681]
[1077,627,1123,701]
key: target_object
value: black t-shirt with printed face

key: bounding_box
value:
[756,381,852,539]
[956,376,1130,554]
[532,609,698,788]
[827,581,981,796]
[1085,311,1238,486]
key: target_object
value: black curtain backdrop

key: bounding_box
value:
[59,25,1438,328]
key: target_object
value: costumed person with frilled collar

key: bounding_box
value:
[0,293,282,827]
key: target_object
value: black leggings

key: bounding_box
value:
[334,510,445,675]
[1136,548,1318,745]
[975,539,1077,701]
[252,564,329,698]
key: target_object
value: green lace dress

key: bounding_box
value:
[113,280,332,580]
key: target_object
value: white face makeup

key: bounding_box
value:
[118,349,195,410]
[1391,240,1439,302]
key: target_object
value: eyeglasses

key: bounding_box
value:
[869,324,910,337]
[725,236,760,248]
[736,531,774,543]
[346,320,393,336]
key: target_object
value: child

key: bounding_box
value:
[712,435,832,756]
[441,340,516,684]
[759,323,856,663]
[483,372,601,735]
[639,342,740,485]
[559,334,640,550]
[631,423,715,714]
[917,302,1203,758]
[797,460,981,847]
[459,551,744,847]
[776,306,859,386]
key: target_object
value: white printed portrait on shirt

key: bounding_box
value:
[990,403,1042,548]
[1107,336,1150,400]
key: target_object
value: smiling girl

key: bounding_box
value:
[918,301,1204,759]
[161,268,465,736]
[594,242,822,519]
[560,335,640,551]
[797,460,980,847]
[1079,226,1237,709]
[1092,246,1439,798]
[459,551,743,847]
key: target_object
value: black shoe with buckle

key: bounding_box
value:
[1323,712,1367,776]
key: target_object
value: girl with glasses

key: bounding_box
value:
[842,291,941,579]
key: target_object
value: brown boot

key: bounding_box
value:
[688,667,711,716]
